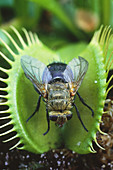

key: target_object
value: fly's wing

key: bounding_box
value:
[21,55,52,95]
[63,56,88,93]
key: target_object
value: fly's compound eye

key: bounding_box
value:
[66,114,73,120]
[49,115,58,121]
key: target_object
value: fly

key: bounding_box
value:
[21,55,94,135]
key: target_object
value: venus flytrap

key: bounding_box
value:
[0,26,113,154]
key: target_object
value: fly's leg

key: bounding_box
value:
[26,95,41,122]
[43,108,50,135]
[77,92,94,117]
[73,103,88,132]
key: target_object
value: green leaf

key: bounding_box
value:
[57,42,87,63]
[0,26,113,154]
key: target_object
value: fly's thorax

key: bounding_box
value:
[49,110,72,127]
[47,82,70,98]
[47,82,73,111]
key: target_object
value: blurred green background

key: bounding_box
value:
[0,0,113,50]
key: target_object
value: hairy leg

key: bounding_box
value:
[73,103,88,132]
[43,108,50,135]
[26,95,41,122]
[77,92,94,117]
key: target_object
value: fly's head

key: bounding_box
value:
[49,110,72,127]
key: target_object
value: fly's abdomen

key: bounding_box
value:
[47,90,72,111]
[48,99,69,111]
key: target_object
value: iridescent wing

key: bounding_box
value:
[63,56,88,94]
[21,55,52,96]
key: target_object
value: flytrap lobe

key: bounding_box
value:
[0,26,113,154]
